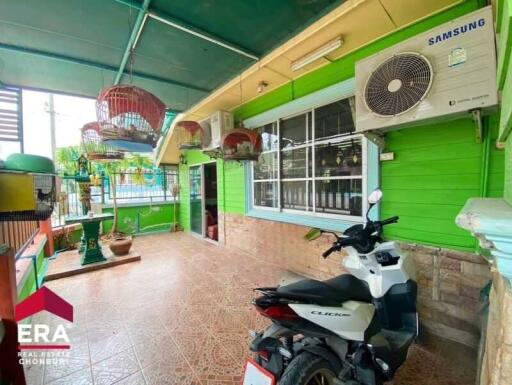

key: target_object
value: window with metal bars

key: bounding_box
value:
[252,97,365,219]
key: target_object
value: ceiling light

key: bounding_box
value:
[291,37,344,72]
[257,81,269,93]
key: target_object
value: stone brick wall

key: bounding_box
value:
[219,213,491,347]
[400,243,490,347]
[479,272,512,385]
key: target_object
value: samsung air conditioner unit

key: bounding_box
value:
[355,6,498,133]
[202,110,234,156]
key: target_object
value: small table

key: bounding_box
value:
[65,213,114,265]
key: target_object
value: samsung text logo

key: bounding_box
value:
[428,18,485,45]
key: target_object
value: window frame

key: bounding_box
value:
[250,96,368,222]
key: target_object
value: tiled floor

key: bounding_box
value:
[24,232,476,385]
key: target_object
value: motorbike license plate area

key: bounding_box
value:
[242,358,276,385]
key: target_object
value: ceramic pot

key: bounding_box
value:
[109,236,132,256]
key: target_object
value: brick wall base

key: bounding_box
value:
[219,213,491,348]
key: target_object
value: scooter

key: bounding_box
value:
[244,189,417,385]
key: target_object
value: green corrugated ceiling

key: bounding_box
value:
[0,0,342,110]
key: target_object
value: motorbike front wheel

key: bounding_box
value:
[279,351,338,385]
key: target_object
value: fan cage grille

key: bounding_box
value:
[364,53,433,117]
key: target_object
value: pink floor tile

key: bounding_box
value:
[19,232,477,385]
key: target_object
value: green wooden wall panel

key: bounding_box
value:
[382,189,481,206]
[505,135,512,204]
[102,203,177,234]
[381,158,481,177]
[500,56,512,140]
[381,119,504,250]
[384,227,474,250]
[218,160,246,214]
[381,174,480,190]
[497,0,512,90]
[179,163,191,230]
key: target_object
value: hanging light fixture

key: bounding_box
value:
[96,85,166,153]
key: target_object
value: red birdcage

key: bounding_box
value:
[81,122,124,161]
[220,127,262,161]
[96,85,166,153]
[175,121,204,149]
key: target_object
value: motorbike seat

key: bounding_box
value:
[276,274,372,306]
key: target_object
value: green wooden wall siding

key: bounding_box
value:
[505,135,512,204]
[218,161,246,214]
[497,0,512,203]
[177,150,246,230]
[228,0,506,252]
[380,119,504,251]
[102,203,178,234]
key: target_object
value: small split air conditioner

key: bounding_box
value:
[202,110,234,155]
[355,6,498,133]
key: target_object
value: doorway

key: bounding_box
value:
[189,163,218,241]
[203,163,218,241]
[189,166,202,235]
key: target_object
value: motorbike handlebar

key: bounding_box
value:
[321,216,399,258]
[380,216,399,225]
[322,245,339,258]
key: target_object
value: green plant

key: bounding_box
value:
[55,146,81,175]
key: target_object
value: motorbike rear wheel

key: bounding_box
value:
[279,351,337,385]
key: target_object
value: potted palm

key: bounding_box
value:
[102,159,133,255]
[101,154,153,255]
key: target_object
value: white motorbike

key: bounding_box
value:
[245,189,417,385]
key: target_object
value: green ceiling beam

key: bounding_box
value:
[113,0,259,61]
[114,0,152,85]
[0,42,210,93]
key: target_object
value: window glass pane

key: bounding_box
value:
[315,138,362,177]
[257,122,278,152]
[281,113,310,149]
[281,147,312,179]
[315,99,355,140]
[282,181,311,211]
[254,181,278,208]
[315,179,362,216]
[254,152,278,180]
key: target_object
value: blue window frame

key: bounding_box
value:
[244,78,379,232]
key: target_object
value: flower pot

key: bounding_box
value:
[109,236,132,256]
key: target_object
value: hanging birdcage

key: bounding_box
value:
[220,127,262,161]
[96,85,166,153]
[81,122,124,161]
[175,121,204,149]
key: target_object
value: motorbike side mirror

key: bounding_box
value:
[304,228,322,241]
[368,188,383,205]
[366,188,383,221]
